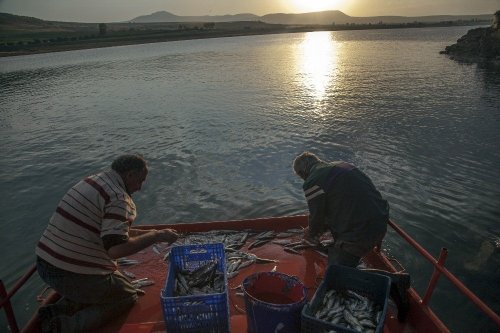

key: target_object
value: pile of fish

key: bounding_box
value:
[165,256,228,331]
[120,228,334,294]
[168,229,312,253]
[174,259,225,296]
[311,288,383,333]
[157,228,330,280]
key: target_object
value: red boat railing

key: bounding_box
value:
[0,264,37,333]
[388,219,500,327]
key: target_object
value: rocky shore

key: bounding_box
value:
[441,11,500,63]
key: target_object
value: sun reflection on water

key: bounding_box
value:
[296,31,338,101]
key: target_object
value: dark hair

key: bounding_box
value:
[111,154,147,174]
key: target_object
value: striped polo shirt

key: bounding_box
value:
[36,169,136,275]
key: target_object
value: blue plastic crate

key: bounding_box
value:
[161,243,229,333]
[301,264,391,333]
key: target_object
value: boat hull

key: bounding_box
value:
[22,215,449,333]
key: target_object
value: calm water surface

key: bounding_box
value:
[1,26,499,332]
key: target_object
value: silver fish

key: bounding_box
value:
[312,288,383,332]
[284,247,301,255]
[117,258,140,266]
[122,270,135,279]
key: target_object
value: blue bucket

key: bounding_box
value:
[242,272,307,333]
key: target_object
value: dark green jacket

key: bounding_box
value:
[303,161,389,244]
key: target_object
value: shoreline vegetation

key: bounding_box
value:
[0,12,492,58]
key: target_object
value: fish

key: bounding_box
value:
[276,232,295,238]
[135,280,155,288]
[314,250,329,258]
[227,259,242,273]
[238,259,256,270]
[254,256,278,263]
[175,274,190,295]
[254,230,276,240]
[186,260,218,288]
[320,239,336,247]
[272,239,291,245]
[131,278,155,288]
[248,239,270,249]
[291,244,314,250]
[285,228,305,234]
[162,249,171,261]
[131,278,149,284]
[122,270,135,279]
[117,258,140,266]
[312,288,383,332]
[174,260,224,296]
[284,247,301,255]
[234,304,246,314]
[152,244,161,255]
[343,309,364,332]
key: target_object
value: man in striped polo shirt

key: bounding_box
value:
[293,151,410,320]
[36,154,178,332]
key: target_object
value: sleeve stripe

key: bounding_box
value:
[304,185,320,195]
[306,188,325,201]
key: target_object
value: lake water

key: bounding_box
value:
[1,26,499,332]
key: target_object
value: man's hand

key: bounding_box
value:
[303,226,320,245]
[108,228,179,259]
[155,228,178,244]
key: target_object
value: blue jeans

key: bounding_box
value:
[37,257,138,332]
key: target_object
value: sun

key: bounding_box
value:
[291,0,346,13]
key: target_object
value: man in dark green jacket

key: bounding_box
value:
[293,151,409,320]
[294,151,388,266]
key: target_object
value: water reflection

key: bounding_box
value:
[295,31,338,101]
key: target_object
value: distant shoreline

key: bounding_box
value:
[0,22,487,58]
[0,29,289,57]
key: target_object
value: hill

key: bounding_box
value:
[0,12,104,35]
[129,10,492,25]
[131,11,259,23]
[261,11,492,25]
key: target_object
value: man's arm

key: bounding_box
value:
[129,228,160,237]
[306,194,327,240]
[107,228,178,259]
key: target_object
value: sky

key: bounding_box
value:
[0,0,498,23]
